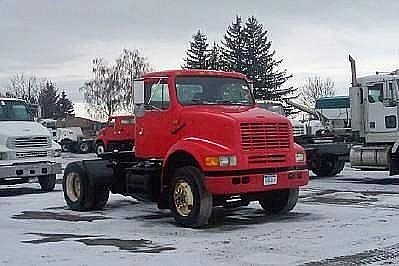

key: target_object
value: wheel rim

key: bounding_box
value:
[173,180,194,217]
[66,172,81,202]
[80,143,89,152]
[97,145,104,154]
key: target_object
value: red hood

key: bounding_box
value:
[180,105,288,123]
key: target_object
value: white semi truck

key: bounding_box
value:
[349,56,399,170]
[0,98,62,191]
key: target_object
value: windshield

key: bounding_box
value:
[176,76,254,106]
[0,100,31,121]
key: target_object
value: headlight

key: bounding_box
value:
[296,152,305,162]
[205,156,237,167]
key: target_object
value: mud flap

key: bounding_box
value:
[389,153,399,176]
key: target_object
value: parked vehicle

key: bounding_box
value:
[0,98,62,191]
[95,115,135,155]
[56,127,95,154]
[349,56,399,170]
[62,70,309,227]
[257,100,350,177]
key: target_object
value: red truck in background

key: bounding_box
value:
[95,115,135,155]
[63,70,309,228]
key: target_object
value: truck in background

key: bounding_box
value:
[257,100,350,177]
[62,70,309,227]
[0,98,62,191]
[349,56,399,170]
[95,115,135,155]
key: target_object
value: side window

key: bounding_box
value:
[145,81,170,110]
[108,118,116,128]
[367,84,383,103]
[385,115,397,129]
[121,117,135,124]
[384,82,397,107]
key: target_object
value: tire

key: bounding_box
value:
[312,157,343,177]
[258,188,299,214]
[39,174,56,192]
[169,166,213,228]
[61,142,71,152]
[79,142,90,154]
[63,162,109,211]
[96,142,105,156]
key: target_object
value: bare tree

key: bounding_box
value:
[80,49,150,120]
[115,49,151,110]
[5,73,45,104]
[300,76,335,108]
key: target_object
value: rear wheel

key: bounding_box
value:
[39,174,56,192]
[258,188,299,214]
[79,142,90,154]
[312,157,344,177]
[63,162,109,211]
[169,166,213,228]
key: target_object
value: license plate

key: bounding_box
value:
[263,175,277,186]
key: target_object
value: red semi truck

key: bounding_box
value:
[95,115,135,155]
[63,70,309,227]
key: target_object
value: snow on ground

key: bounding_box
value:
[1,157,399,265]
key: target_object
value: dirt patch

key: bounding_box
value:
[301,242,399,265]
[23,232,99,244]
[77,238,175,253]
[12,211,109,222]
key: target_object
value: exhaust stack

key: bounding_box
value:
[349,55,358,87]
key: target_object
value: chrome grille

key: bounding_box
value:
[8,137,50,149]
[293,125,305,136]
[16,151,49,158]
[240,122,290,151]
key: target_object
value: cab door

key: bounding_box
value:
[135,78,179,159]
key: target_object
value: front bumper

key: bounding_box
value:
[205,169,309,195]
[0,160,62,179]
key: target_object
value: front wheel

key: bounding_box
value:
[96,142,105,156]
[258,188,299,214]
[39,174,56,192]
[63,162,109,211]
[169,166,213,228]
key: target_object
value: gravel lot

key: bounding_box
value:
[1,153,399,265]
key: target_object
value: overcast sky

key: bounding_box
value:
[1,0,399,111]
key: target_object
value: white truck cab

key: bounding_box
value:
[0,98,62,191]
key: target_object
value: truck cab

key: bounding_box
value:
[63,70,309,227]
[349,57,399,170]
[0,98,62,191]
[95,115,135,155]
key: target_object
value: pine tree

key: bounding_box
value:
[220,16,245,72]
[241,16,293,101]
[56,90,74,118]
[183,30,209,69]
[206,42,222,70]
[38,81,59,118]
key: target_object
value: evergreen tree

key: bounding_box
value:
[206,42,222,70]
[220,16,245,72]
[38,81,59,118]
[183,30,209,69]
[56,90,74,118]
[243,17,293,101]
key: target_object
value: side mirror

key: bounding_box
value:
[133,80,145,118]
[134,80,144,104]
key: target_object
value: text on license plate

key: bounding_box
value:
[263,175,278,186]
